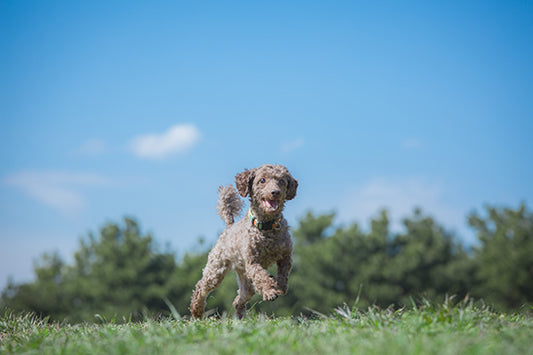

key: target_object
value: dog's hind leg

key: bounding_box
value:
[190,255,229,319]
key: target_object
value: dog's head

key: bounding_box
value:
[235,164,298,216]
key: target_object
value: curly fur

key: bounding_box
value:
[190,164,298,319]
[217,185,244,226]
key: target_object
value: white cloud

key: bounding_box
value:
[338,177,467,237]
[281,138,304,153]
[4,171,110,214]
[130,124,201,159]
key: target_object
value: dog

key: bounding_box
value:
[190,164,298,319]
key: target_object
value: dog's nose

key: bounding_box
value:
[271,190,281,197]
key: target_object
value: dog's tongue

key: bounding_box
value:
[264,200,279,211]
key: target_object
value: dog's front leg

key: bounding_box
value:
[245,262,280,301]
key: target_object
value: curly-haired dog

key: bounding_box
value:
[190,164,298,319]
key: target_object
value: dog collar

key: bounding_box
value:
[248,209,282,230]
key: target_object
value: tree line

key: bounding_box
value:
[1,204,532,322]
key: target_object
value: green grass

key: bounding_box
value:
[2,300,532,354]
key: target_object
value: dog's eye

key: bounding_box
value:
[259,178,266,184]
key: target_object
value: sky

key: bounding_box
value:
[1,0,532,288]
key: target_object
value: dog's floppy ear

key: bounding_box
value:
[286,175,298,200]
[235,169,255,197]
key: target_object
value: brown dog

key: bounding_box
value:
[190,164,298,319]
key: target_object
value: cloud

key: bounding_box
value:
[281,138,304,153]
[4,171,110,214]
[338,177,467,237]
[130,124,201,159]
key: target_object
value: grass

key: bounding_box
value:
[1,299,532,354]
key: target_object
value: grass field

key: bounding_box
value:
[1,299,532,354]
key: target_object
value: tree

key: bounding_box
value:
[166,251,208,316]
[292,212,335,247]
[384,209,474,305]
[2,218,178,322]
[469,204,533,309]
[1,253,67,319]
[3,204,530,322]
[282,211,389,313]
[270,209,474,314]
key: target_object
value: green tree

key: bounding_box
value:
[273,209,474,314]
[1,253,67,319]
[292,212,335,247]
[4,204,530,321]
[2,218,178,322]
[283,211,387,314]
[166,251,208,316]
[385,209,474,305]
[469,204,533,309]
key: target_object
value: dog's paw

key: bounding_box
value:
[262,288,281,301]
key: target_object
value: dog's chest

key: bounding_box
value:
[248,229,291,266]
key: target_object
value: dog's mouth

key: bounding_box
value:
[262,199,280,213]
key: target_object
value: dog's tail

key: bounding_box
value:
[217,185,243,227]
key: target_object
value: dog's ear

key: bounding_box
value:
[286,175,298,200]
[235,169,255,197]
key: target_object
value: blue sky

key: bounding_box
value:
[1,0,532,288]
